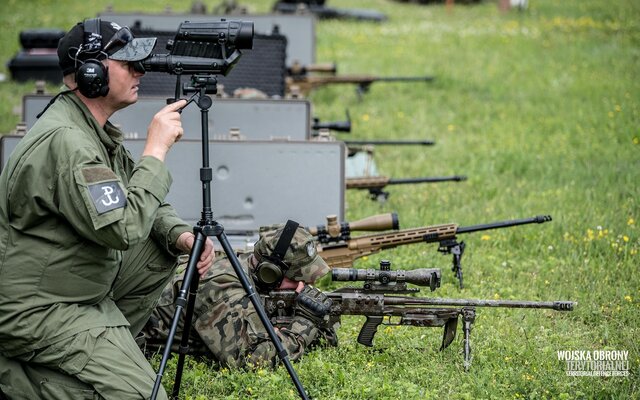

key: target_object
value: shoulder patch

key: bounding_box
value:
[82,167,118,184]
[88,181,127,214]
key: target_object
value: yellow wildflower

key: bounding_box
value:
[624,295,632,302]
[481,235,491,241]
[447,124,455,132]
[623,236,629,242]
[628,218,635,226]
[362,114,370,122]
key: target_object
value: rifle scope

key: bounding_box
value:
[309,213,399,243]
[332,267,441,292]
[141,20,254,76]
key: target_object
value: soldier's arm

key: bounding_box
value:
[55,134,175,250]
[150,203,191,256]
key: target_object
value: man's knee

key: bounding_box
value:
[0,353,100,400]
[114,238,179,334]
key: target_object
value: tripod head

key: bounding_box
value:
[183,74,218,96]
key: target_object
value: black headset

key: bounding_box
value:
[75,18,109,98]
[254,220,299,290]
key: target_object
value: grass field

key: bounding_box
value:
[1,0,638,398]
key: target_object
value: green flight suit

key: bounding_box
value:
[0,93,191,399]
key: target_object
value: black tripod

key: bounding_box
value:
[151,74,309,400]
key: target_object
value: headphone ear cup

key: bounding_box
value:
[254,261,284,289]
[76,59,109,98]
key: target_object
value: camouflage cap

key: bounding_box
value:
[58,19,156,75]
[255,224,330,282]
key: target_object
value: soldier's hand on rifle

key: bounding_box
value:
[294,284,332,325]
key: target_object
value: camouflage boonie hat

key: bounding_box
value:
[255,224,330,282]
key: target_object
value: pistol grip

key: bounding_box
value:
[357,316,383,346]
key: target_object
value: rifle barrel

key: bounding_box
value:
[388,176,467,185]
[312,121,351,132]
[344,140,436,146]
[378,76,435,82]
[383,296,575,311]
[456,215,552,235]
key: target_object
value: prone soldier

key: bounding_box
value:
[139,224,337,368]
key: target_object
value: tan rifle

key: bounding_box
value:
[317,215,553,288]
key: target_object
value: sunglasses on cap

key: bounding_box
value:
[103,27,146,74]
[103,27,134,54]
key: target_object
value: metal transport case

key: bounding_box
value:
[22,94,312,140]
[1,136,345,251]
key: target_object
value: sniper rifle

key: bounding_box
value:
[287,73,435,98]
[273,0,388,22]
[310,111,436,154]
[317,215,553,288]
[262,261,575,370]
[346,175,468,202]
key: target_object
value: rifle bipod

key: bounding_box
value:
[437,239,466,289]
[151,74,309,400]
[439,307,476,371]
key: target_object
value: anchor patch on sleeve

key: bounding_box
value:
[88,181,127,214]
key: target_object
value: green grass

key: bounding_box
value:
[1,0,639,398]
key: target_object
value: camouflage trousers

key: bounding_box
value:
[0,236,178,400]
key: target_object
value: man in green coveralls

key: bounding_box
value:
[0,19,214,399]
[139,224,337,368]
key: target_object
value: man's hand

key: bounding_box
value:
[175,232,215,277]
[294,284,332,324]
[143,99,187,161]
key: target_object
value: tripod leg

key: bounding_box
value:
[151,229,207,400]
[171,260,201,399]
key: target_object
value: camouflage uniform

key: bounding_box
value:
[141,227,338,368]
